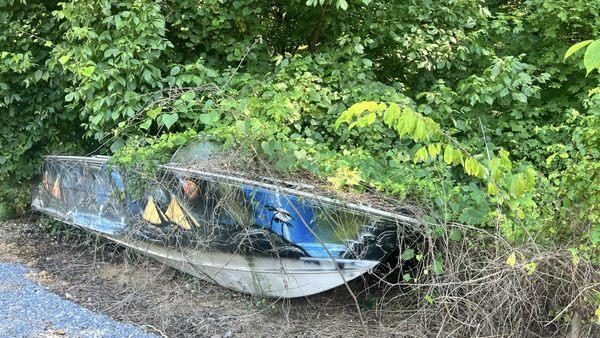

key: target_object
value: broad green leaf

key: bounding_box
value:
[170,65,181,76]
[400,248,415,260]
[458,207,486,225]
[545,153,557,166]
[110,139,125,153]
[199,111,220,125]
[261,140,274,157]
[583,39,600,74]
[172,135,187,146]
[396,109,416,136]
[306,0,317,7]
[432,256,443,274]
[427,143,440,158]
[139,119,152,130]
[452,149,464,166]
[487,182,498,196]
[510,174,526,197]
[347,101,377,115]
[564,40,592,60]
[34,70,43,82]
[161,113,178,129]
[512,92,527,103]
[364,112,376,125]
[181,91,196,102]
[524,167,536,190]
[464,157,479,176]
[91,114,102,125]
[449,229,462,241]
[147,107,162,119]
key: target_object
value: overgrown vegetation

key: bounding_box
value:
[1,0,598,335]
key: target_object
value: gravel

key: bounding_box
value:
[0,262,157,338]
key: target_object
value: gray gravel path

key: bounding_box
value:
[0,262,157,338]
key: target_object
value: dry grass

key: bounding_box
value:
[1,215,598,337]
[1,218,399,337]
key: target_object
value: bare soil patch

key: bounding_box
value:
[0,217,403,338]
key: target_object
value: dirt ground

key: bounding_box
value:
[0,216,414,338]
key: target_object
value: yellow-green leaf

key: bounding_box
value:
[506,252,517,267]
[80,65,95,77]
[443,145,453,165]
[564,40,592,60]
[583,39,600,74]
[510,174,526,197]
[464,157,478,176]
[487,182,498,196]
[545,153,557,166]
[396,109,416,136]
[523,262,537,275]
[139,119,152,130]
[348,101,380,115]
[147,107,162,120]
[452,149,463,166]
[58,55,70,65]
[427,143,439,158]
[364,111,377,126]
[413,146,429,163]
[524,167,536,190]
[383,103,400,127]
[413,118,428,141]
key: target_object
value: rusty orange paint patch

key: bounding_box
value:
[182,179,199,199]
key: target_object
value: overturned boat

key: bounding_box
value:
[32,147,417,298]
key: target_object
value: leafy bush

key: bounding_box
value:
[1,0,599,332]
[1,0,598,242]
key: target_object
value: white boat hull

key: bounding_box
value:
[32,200,378,298]
[108,234,377,298]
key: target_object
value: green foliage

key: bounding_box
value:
[0,0,597,254]
[565,39,600,75]
[110,130,197,174]
[0,0,90,209]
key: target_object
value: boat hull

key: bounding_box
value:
[109,235,377,298]
[31,199,378,298]
[31,155,408,298]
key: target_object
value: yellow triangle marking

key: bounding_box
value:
[179,199,201,228]
[142,196,163,225]
[164,195,192,230]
